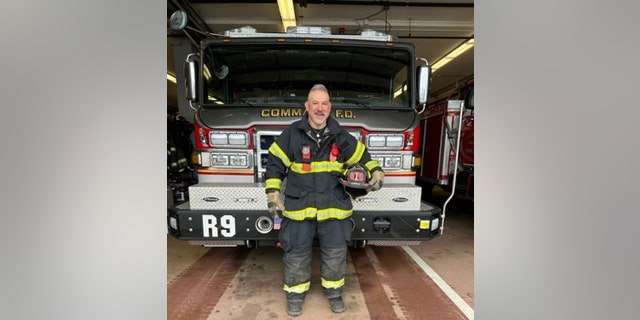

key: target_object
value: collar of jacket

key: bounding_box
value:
[296,115,341,137]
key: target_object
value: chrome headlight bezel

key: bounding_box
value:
[209,151,252,169]
[366,133,405,150]
[209,131,250,148]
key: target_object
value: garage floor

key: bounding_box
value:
[167,187,473,319]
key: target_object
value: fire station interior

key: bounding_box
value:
[167,1,475,318]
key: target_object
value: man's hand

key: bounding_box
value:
[267,191,285,219]
[368,170,384,191]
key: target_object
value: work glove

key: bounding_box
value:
[267,191,285,220]
[368,170,384,191]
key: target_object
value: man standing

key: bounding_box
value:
[265,84,384,316]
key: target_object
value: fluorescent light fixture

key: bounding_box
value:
[277,0,297,31]
[393,84,407,98]
[431,38,474,72]
[203,65,211,80]
[167,73,177,83]
[208,94,224,104]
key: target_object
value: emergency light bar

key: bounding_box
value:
[223,25,396,42]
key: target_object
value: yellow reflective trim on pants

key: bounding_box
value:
[268,142,291,167]
[316,208,352,220]
[284,281,311,294]
[283,207,352,221]
[321,277,345,290]
[345,141,366,164]
[283,208,317,220]
[265,178,282,190]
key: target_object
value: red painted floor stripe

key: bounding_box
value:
[349,247,399,320]
[351,246,468,320]
[167,247,251,320]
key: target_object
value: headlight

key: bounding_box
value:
[228,133,248,145]
[211,153,230,166]
[209,131,249,148]
[386,135,404,148]
[210,152,251,168]
[229,154,248,167]
[169,217,178,230]
[368,135,386,147]
[366,134,405,149]
[371,153,412,170]
[431,217,440,231]
[210,133,228,145]
[384,156,402,168]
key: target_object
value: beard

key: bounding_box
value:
[309,111,328,127]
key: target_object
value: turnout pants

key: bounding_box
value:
[279,218,352,302]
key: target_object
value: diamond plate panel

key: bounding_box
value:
[352,184,422,211]
[188,183,422,211]
[188,183,275,210]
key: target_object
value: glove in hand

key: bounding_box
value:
[368,170,384,191]
[267,191,285,219]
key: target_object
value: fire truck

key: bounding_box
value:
[417,80,474,201]
[167,13,448,248]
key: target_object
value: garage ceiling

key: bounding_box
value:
[167,0,474,108]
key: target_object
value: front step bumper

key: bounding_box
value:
[167,202,441,246]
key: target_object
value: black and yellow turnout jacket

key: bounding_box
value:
[265,115,382,221]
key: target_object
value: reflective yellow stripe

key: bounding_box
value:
[345,141,366,164]
[316,208,352,220]
[364,160,381,175]
[265,178,282,190]
[284,207,352,221]
[283,208,317,220]
[268,142,291,168]
[284,281,311,294]
[289,161,343,174]
[321,277,345,289]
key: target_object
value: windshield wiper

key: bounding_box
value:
[340,99,372,109]
[229,98,255,106]
[283,98,305,107]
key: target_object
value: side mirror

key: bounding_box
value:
[464,88,474,110]
[417,65,431,105]
[184,53,200,103]
[169,10,188,31]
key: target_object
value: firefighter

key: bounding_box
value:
[265,84,384,316]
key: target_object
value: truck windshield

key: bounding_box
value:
[201,43,412,109]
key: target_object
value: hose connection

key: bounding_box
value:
[255,216,274,234]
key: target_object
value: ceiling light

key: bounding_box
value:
[393,84,407,98]
[167,73,177,83]
[431,38,474,72]
[277,0,297,32]
[203,65,211,80]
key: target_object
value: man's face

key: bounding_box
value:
[305,90,332,129]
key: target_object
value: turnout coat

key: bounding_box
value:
[265,115,382,221]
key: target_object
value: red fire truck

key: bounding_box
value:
[417,80,474,201]
[167,15,449,247]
